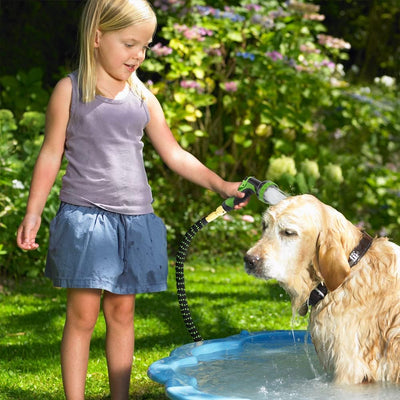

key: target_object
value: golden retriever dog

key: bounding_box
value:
[244,194,400,384]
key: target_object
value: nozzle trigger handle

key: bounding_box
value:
[221,188,253,212]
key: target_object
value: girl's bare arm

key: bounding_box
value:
[17,77,71,250]
[145,90,245,201]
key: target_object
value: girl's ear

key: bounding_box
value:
[314,229,350,292]
[94,29,102,48]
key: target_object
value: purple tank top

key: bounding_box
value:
[60,72,154,215]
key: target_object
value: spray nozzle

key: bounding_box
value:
[221,176,287,212]
[257,179,287,205]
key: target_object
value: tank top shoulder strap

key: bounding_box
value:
[68,71,80,114]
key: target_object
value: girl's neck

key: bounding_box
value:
[96,81,129,99]
[95,68,129,99]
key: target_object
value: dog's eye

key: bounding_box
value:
[281,229,297,237]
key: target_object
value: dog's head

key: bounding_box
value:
[244,194,361,313]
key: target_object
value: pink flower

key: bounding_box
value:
[180,80,203,92]
[319,59,335,69]
[223,81,238,92]
[300,44,321,54]
[242,215,255,223]
[174,23,188,32]
[304,13,325,21]
[318,34,351,50]
[266,51,283,61]
[174,24,214,41]
[245,4,262,12]
[184,29,200,40]
[151,43,172,56]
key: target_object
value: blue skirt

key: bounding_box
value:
[45,203,168,294]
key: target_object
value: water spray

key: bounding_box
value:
[175,177,287,341]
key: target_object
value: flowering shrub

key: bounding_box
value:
[145,1,343,188]
[147,1,345,167]
[1,2,399,276]
[142,0,400,244]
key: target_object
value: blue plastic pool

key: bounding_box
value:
[148,330,399,400]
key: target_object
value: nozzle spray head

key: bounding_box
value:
[257,181,287,205]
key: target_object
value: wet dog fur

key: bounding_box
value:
[244,194,400,384]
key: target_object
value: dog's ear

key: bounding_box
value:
[314,229,350,292]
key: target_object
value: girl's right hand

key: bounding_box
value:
[16,214,41,250]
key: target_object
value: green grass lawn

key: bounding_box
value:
[0,261,308,399]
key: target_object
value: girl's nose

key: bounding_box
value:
[132,47,146,60]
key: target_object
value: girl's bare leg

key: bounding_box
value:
[61,288,102,400]
[102,291,135,400]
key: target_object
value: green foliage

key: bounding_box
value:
[0,67,49,119]
[0,110,19,230]
[143,0,400,245]
[0,107,44,277]
[1,1,400,278]
[187,211,262,263]
[0,92,63,277]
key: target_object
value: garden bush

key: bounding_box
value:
[0,69,64,277]
[1,0,399,277]
[0,106,64,277]
[143,0,400,245]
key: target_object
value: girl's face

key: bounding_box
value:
[94,19,155,83]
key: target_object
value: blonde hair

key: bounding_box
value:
[78,0,156,103]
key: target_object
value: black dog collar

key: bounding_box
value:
[307,232,373,308]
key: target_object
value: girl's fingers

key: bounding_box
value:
[17,226,39,250]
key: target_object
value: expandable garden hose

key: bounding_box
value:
[175,177,287,342]
[175,217,210,342]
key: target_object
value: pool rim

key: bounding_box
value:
[147,329,311,400]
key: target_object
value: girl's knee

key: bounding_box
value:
[103,292,135,326]
[66,307,99,333]
[65,288,102,332]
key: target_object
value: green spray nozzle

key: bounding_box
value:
[221,177,261,211]
[221,176,287,212]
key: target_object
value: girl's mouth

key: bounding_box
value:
[125,64,137,72]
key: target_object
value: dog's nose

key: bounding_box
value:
[244,253,260,269]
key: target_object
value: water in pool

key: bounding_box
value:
[178,340,399,400]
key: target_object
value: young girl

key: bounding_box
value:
[16,0,246,399]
